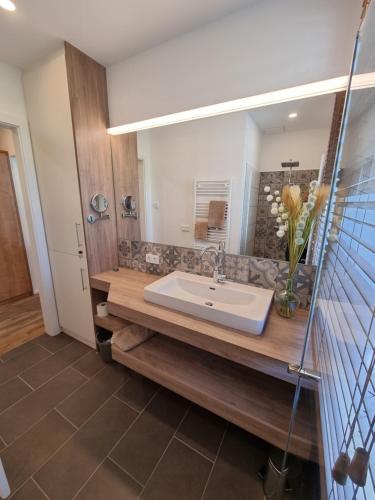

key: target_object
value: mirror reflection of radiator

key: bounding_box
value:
[193,179,232,249]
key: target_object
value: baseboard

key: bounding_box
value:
[61,328,96,349]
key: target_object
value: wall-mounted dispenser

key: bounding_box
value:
[122,195,137,219]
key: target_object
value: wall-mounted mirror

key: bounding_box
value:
[116,92,339,263]
[122,195,137,219]
[90,193,109,213]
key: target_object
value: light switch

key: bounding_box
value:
[180,225,190,232]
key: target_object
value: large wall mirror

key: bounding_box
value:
[117,92,339,263]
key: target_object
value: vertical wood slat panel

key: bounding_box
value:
[65,42,118,275]
[111,133,141,242]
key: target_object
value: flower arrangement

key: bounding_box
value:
[264,181,330,317]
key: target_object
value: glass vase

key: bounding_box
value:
[274,276,300,318]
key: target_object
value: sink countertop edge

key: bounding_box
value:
[91,268,311,385]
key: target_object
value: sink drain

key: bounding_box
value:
[205,301,214,307]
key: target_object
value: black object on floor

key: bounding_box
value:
[96,329,113,363]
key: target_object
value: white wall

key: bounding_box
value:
[0,60,60,335]
[107,0,360,126]
[259,128,330,172]
[241,113,261,254]
[138,112,249,253]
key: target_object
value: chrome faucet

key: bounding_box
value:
[200,242,226,283]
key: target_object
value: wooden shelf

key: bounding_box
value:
[92,268,312,386]
[94,314,131,332]
[112,334,317,462]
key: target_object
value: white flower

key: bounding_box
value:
[310,180,318,189]
[272,202,278,208]
[308,194,317,204]
[270,207,278,215]
[274,190,280,196]
[296,230,303,238]
[306,202,314,211]
[276,229,285,238]
[278,205,284,213]
[276,217,282,223]
[280,225,288,232]
[264,186,271,193]
[281,213,288,220]
[297,221,305,230]
[266,195,274,202]
[275,196,281,202]
[295,237,304,245]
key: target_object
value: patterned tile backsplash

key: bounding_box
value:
[254,169,319,260]
[119,240,315,308]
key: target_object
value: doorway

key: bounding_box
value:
[0,149,32,303]
[0,126,45,353]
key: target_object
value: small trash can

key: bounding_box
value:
[96,329,113,363]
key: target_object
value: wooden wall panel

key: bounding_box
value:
[111,133,141,241]
[64,42,118,274]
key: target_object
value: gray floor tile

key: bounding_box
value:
[141,438,212,500]
[57,364,129,427]
[0,367,86,444]
[115,372,159,412]
[72,349,106,378]
[202,426,268,500]
[21,341,90,389]
[110,389,189,485]
[34,333,74,353]
[11,479,47,500]
[34,397,137,500]
[0,377,32,413]
[176,405,226,461]
[0,341,35,362]
[0,345,50,386]
[1,410,75,491]
[75,458,141,500]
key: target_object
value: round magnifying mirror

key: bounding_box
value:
[91,193,109,213]
[122,195,136,211]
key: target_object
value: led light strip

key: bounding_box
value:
[107,72,375,135]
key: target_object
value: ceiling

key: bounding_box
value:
[0,0,258,68]
[249,94,336,133]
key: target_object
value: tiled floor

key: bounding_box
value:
[0,334,317,499]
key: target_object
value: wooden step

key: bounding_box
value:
[94,314,131,333]
[112,334,317,462]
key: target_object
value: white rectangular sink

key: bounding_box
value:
[144,271,274,335]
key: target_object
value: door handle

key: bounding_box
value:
[80,268,87,291]
[75,223,83,247]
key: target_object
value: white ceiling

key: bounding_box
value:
[249,94,336,133]
[0,0,258,68]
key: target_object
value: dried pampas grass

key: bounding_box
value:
[282,185,301,218]
[312,185,330,216]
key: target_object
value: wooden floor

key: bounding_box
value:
[0,294,44,355]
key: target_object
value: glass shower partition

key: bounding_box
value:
[277,4,375,500]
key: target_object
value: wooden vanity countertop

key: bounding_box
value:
[91,268,310,385]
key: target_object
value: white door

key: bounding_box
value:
[49,250,95,347]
